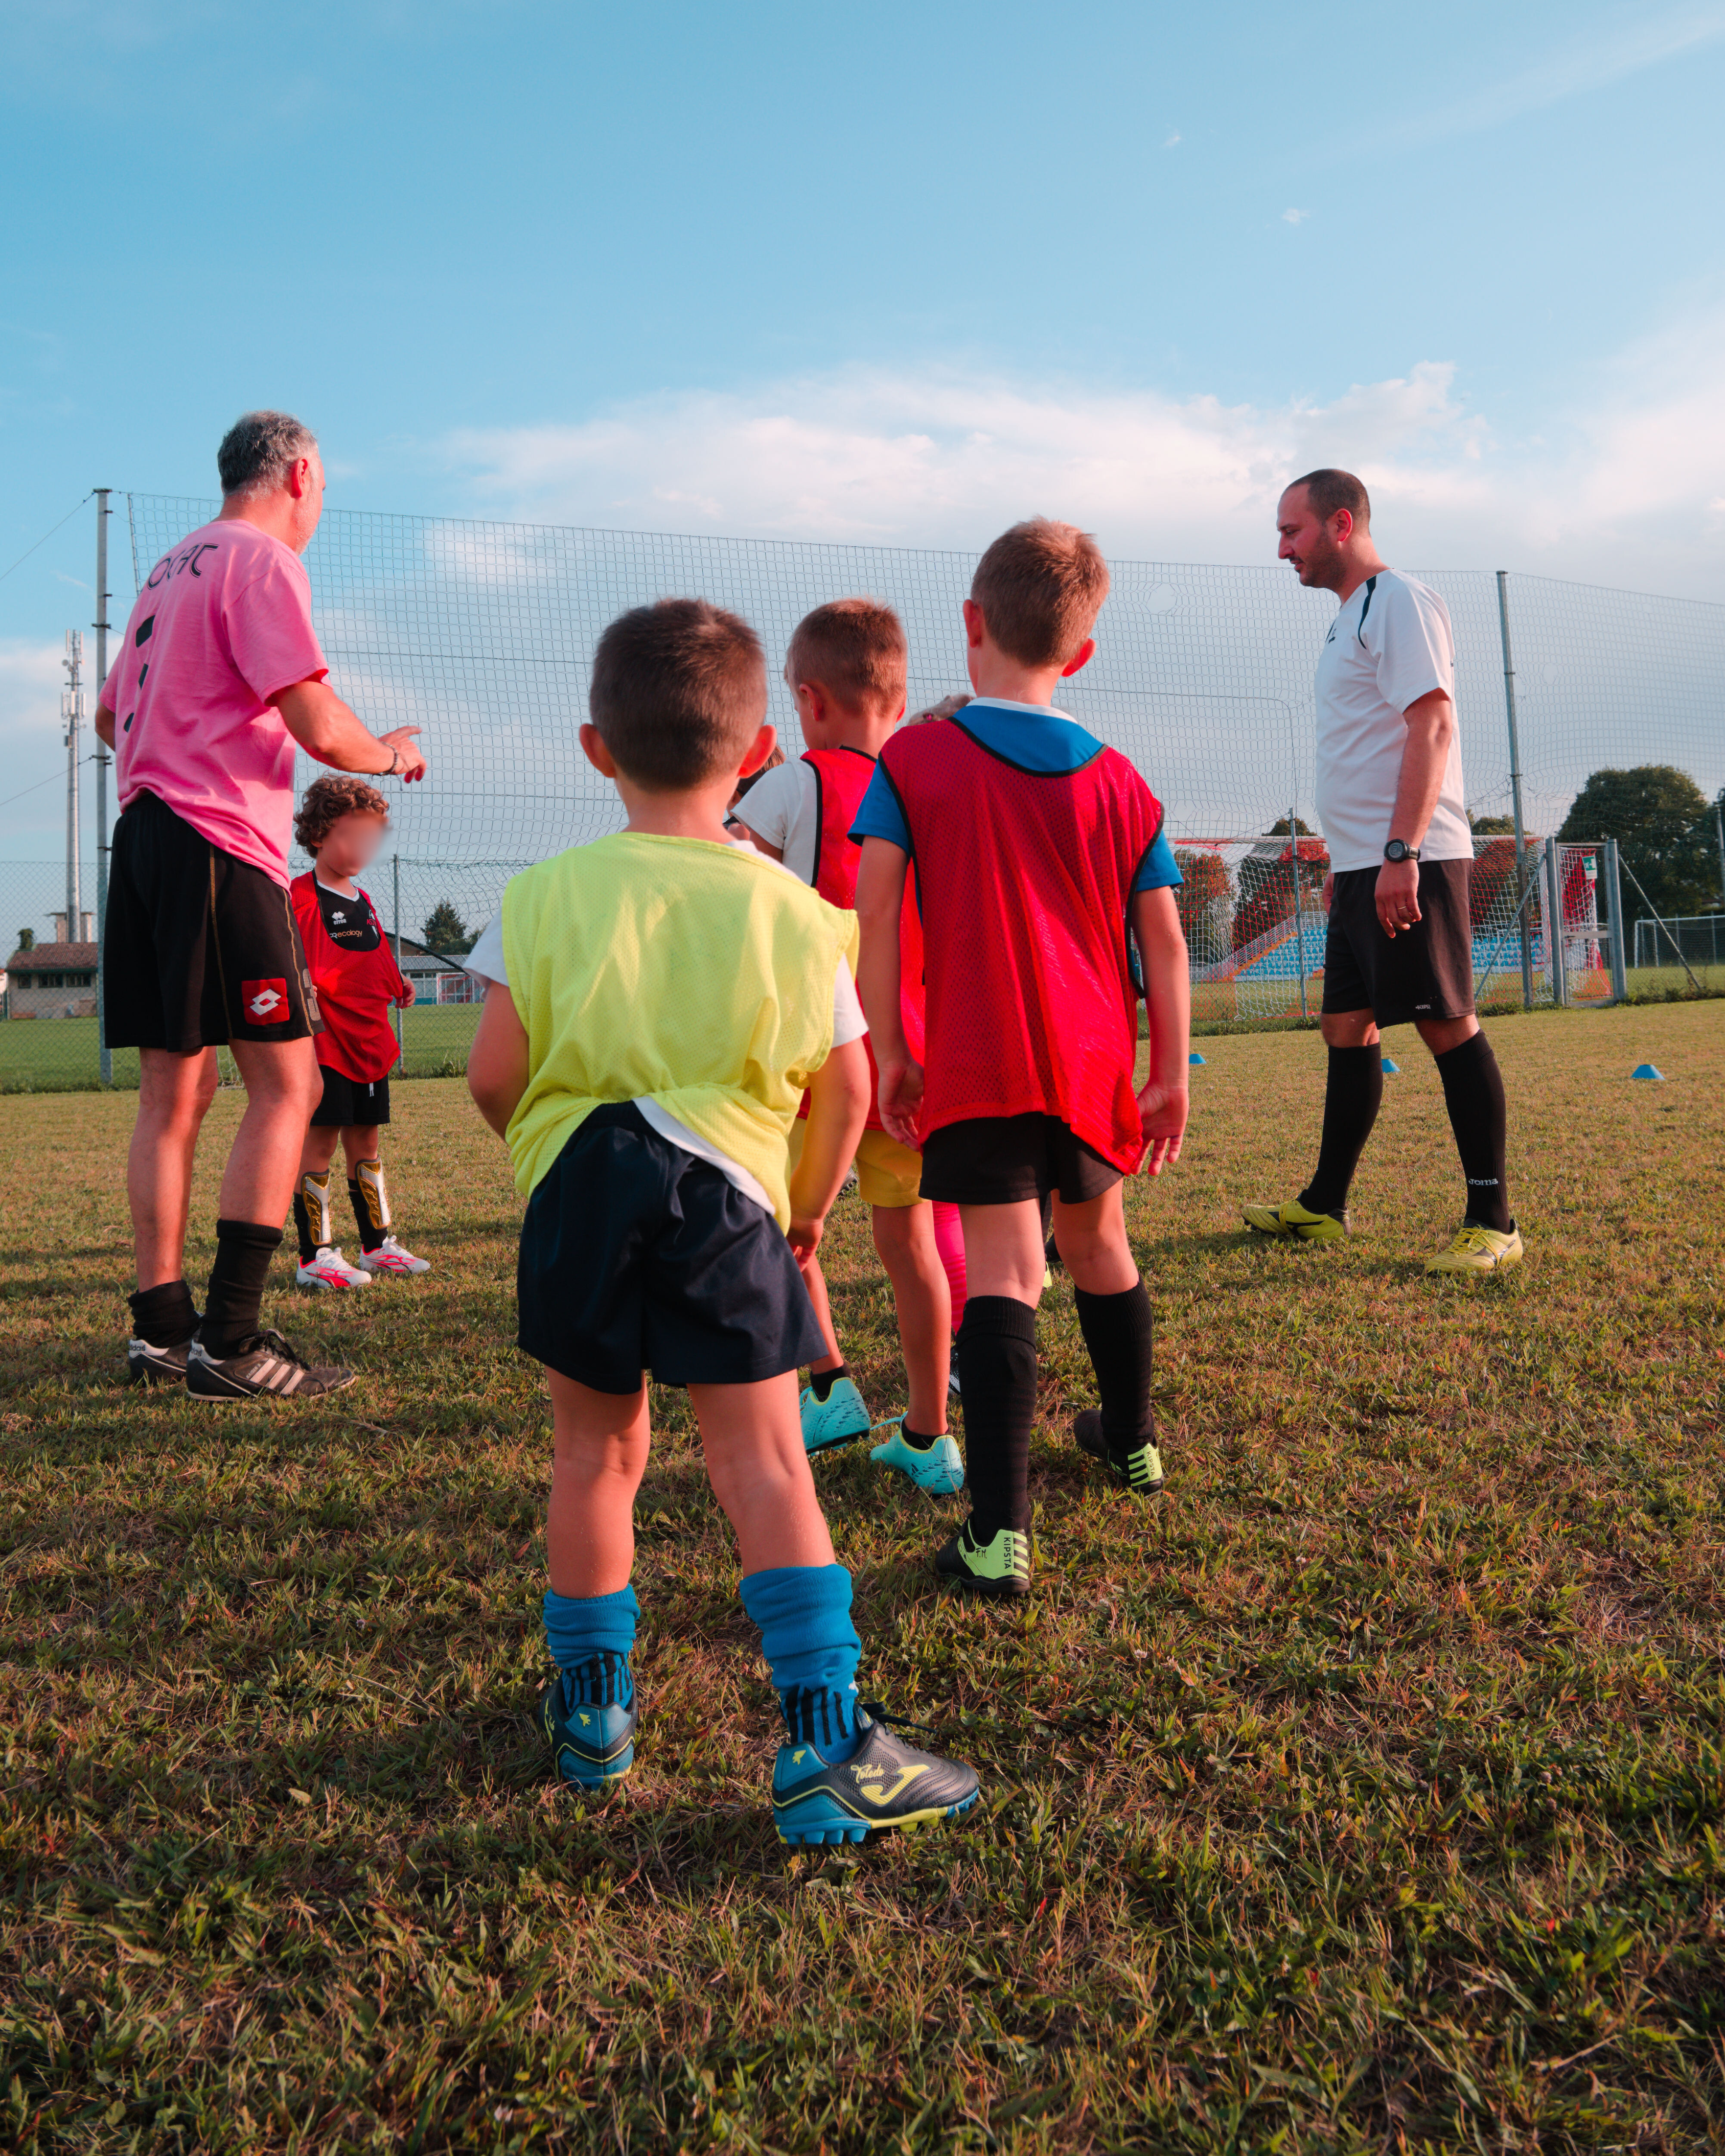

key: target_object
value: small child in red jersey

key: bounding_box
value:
[288,777,428,1288]
[852,520,1191,1597]
[732,600,961,1493]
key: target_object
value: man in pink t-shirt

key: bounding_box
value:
[96,410,428,1403]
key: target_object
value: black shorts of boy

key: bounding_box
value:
[518,1102,828,1393]
[103,788,320,1052]
[920,1112,1123,1207]
[312,1069,391,1127]
[1320,858,1475,1027]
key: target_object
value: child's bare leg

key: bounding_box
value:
[958,1197,1046,1303]
[340,1124,382,1175]
[691,1372,835,1572]
[800,1254,845,1376]
[870,1200,949,1433]
[1053,1185,1158,1469]
[544,1370,651,1596]
[297,1123,340,1178]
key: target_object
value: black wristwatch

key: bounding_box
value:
[1384,839,1421,863]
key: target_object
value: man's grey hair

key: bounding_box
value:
[217,410,318,499]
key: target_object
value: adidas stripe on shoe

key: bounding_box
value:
[185,1330,356,1401]
[1074,1408,1164,1494]
[934,1518,1032,1598]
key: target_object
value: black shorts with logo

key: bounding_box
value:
[312,1069,391,1127]
[919,1112,1124,1206]
[1321,857,1475,1027]
[104,789,319,1053]
[518,1102,826,1394]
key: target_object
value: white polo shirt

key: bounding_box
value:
[1313,568,1472,873]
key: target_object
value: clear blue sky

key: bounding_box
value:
[3,0,1723,850]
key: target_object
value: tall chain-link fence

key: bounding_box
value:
[2,498,1719,1088]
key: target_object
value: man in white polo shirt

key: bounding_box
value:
[1242,469,1521,1273]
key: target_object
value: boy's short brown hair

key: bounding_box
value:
[294,774,390,854]
[589,598,767,792]
[970,517,1110,668]
[786,597,907,712]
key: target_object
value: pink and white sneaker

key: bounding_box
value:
[296,1245,373,1291]
[355,1235,431,1278]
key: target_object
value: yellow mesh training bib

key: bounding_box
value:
[501,833,858,1230]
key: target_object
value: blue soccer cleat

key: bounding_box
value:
[870,1417,965,1496]
[540,1656,638,1787]
[771,1712,980,1845]
[800,1375,872,1454]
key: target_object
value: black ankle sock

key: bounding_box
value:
[291,1194,317,1265]
[897,1422,941,1453]
[1073,1280,1156,1446]
[955,1295,1038,1538]
[1435,1031,1513,1233]
[810,1363,848,1403]
[128,1279,198,1350]
[348,1171,387,1255]
[202,1219,284,1359]
[1300,1044,1384,1217]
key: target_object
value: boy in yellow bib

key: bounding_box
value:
[466,599,979,1845]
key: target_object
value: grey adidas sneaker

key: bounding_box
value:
[127,1335,194,1385]
[185,1328,356,1401]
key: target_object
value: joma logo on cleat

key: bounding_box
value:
[853,1763,930,1805]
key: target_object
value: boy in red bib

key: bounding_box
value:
[288,777,428,1287]
[852,520,1191,1597]
[733,600,960,1494]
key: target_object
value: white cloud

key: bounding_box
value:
[1282,207,1308,225]
[442,326,1725,600]
[0,639,80,855]
[1162,131,1181,148]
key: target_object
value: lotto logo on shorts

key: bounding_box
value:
[242,978,290,1025]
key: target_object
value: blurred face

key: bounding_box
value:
[1276,485,1349,591]
[316,808,387,877]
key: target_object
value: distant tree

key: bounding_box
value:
[1557,766,1714,918]
[16,927,35,952]
[1469,814,1517,835]
[1171,849,1232,958]
[1268,815,1313,837]
[1233,832,1329,953]
[422,900,473,956]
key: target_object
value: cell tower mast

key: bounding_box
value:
[62,630,84,937]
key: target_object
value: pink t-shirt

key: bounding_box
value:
[100,519,329,886]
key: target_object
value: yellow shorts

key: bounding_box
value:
[788,1118,924,1209]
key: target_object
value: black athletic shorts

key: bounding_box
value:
[312,1068,391,1127]
[920,1112,1124,1207]
[104,789,319,1053]
[1321,857,1475,1027]
[517,1102,827,1394]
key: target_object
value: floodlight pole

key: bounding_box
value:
[1495,571,1535,1009]
[61,632,84,937]
[94,489,112,1083]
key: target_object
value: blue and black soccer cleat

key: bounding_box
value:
[870,1417,965,1495]
[771,1711,981,1846]
[540,1656,638,1788]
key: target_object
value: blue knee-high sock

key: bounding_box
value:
[543,1584,639,1708]
[739,1563,863,1762]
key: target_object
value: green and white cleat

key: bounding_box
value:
[870,1418,965,1496]
[1241,1197,1348,1242]
[1074,1408,1164,1494]
[800,1375,872,1454]
[934,1518,1032,1598]
[771,1712,980,1845]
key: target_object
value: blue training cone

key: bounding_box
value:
[1381,1056,1401,1075]
[1631,1063,1665,1081]
[1189,1051,1206,1066]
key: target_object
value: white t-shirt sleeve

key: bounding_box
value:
[466,913,508,985]
[1368,576,1454,714]
[731,761,804,856]
[831,960,867,1045]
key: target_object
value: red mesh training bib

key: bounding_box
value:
[875,718,1161,1171]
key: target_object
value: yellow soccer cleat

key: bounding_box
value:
[1426,1223,1524,1275]
[1241,1197,1349,1243]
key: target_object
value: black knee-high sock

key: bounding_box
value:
[955,1295,1038,1539]
[349,1160,389,1254]
[128,1279,198,1349]
[1435,1032,1512,1232]
[202,1219,284,1359]
[1073,1281,1156,1446]
[1299,1045,1384,1217]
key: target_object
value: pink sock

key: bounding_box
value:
[932,1200,967,1334]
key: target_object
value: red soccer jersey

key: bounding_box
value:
[290,872,408,1084]
[798,746,924,1132]
[871,717,1162,1171]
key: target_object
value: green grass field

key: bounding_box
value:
[2,1001,1722,2151]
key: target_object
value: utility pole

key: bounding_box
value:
[61,631,85,941]
[1495,571,1535,1008]
[94,490,112,1081]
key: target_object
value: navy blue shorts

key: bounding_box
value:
[517,1102,826,1394]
